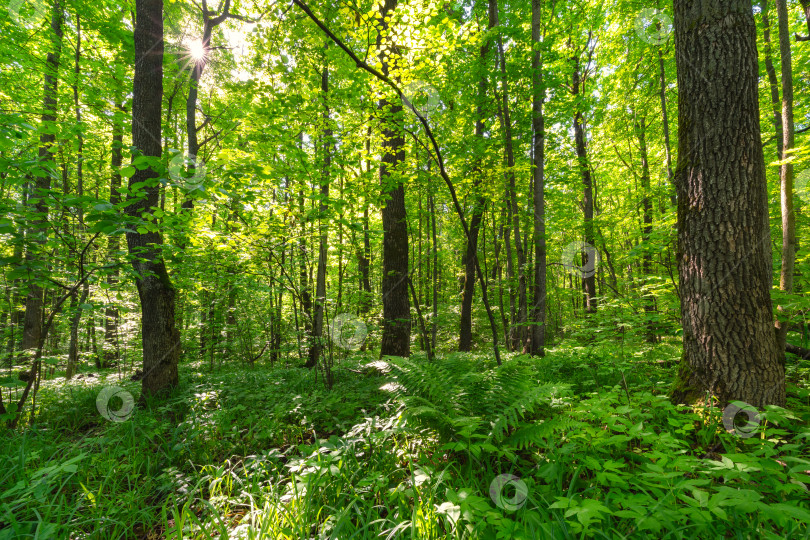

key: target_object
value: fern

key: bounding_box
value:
[382,355,569,444]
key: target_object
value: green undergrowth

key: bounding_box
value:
[1,340,809,539]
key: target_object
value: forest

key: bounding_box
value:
[1,0,809,537]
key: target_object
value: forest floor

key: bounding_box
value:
[1,337,809,539]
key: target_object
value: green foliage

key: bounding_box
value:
[1,343,808,538]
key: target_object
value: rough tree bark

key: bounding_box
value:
[670,0,785,407]
[127,0,181,397]
[377,0,410,358]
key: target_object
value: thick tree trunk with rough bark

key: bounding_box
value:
[671,0,785,408]
[377,0,410,358]
[127,0,181,397]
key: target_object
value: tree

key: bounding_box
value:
[670,0,785,407]
[458,1,493,352]
[529,0,546,356]
[127,0,181,397]
[21,0,64,354]
[774,0,796,353]
[377,0,410,358]
[306,49,333,371]
[570,42,597,316]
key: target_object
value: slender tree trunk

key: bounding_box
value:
[796,0,810,41]
[104,95,124,368]
[429,192,438,351]
[762,0,784,158]
[22,1,64,354]
[671,0,784,407]
[66,12,85,380]
[635,114,657,343]
[657,37,677,208]
[529,0,546,356]
[358,126,373,314]
[377,0,410,358]
[458,3,493,352]
[571,54,597,315]
[490,0,528,349]
[127,0,181,397]
[774,0,795,352]
[307,57,332,369]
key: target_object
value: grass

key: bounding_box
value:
[1,337,809,539]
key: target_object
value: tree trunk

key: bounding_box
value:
[571,54,597,315]
[306,57,332,369]
[358,125,373,314]
[458,0,493,352]
[429,192,438,351]
[378,0,410,358]
[657,35,677,208]
[491,0,528,350]
[670,0,785,408]
[774,0,795,353]
[22,0,64,354]
[635,114,657,343]
[796,0,810,41]
[761,0,784,158]
[529,0,546,356]
[66,11,85,380]
[127,0,181,397]
[104,96,125,367]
